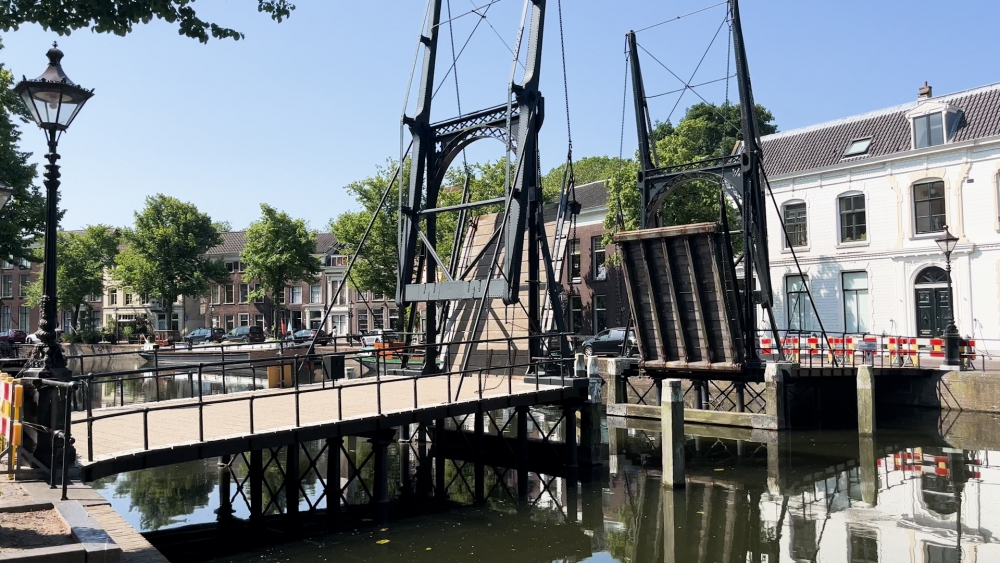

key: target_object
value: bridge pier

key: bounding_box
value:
[859,433,878,506]
[367,430,395,523]
[216,454,233,525]
[517,405,529,502]
[474,411,485,503]
[764,362,794,430]
[857,365,875,435]
[416,423,432,498]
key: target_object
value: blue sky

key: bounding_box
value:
[3,0,999,231]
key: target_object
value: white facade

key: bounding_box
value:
[765,87,1000,341]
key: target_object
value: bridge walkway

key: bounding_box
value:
[73,372,587,480]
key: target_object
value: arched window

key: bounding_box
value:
[913,180,945,234]
[914,266,951,337]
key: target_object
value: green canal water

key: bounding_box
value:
[90,408,1000,562]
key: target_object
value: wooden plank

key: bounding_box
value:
[617,242,651,361]
[659,238,688,362]
[639,240,671,363]
[613,222,718,241]
[683,237,712,363]
[704,234,734,363]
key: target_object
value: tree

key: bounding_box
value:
[0,1,294,43]
[0,39,47,265]
[211,220,232,233]
[541,155,631,199]
[243,204,321,334]
[329,159,404,300]
[113,194,229,328]
[605,102,777,237]
[24,225,118,331]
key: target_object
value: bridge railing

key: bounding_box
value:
[756,330,983,371]
[72,334,578,462]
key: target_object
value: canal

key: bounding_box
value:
[87,403,1000,562]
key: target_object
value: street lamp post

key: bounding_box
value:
[935,225,961,367]
[15,43,93,463]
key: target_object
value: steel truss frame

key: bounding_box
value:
[397,0,569,374]
[626,0,780,369]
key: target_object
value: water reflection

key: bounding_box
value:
[91,408,1000,562]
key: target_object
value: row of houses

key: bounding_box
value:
[4,80,1000,342]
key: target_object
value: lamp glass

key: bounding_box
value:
[18,83,90,131]
[935,228,959,255]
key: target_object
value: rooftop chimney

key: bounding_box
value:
[918,81,933,99]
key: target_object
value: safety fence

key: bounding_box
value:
[0,375,23,473]
[72,334,579,464]
[757,331,982,370]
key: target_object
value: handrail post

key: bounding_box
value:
[153,348,160,402]
[198,364,204,442]
[61,386,73,501]
[85,375,94,462]
[294,354,301,427]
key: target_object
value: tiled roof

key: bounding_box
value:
[542,180,608,217]
[761,82,1000,177]
[206,231,337,256]
[206,231,246,255]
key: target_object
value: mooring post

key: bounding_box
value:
[764,362,793,430]
[766,432,791,496]
[735,381,746,413]
[249,448,263,525]
[693,381,704,410]
[434,419,446,500]
[286,441,300,517]
[474,410,485,503]
[856,365,875,435]
[517,405,529,501]
[327,436,343,522]
[574,353,587,379]
[661,379,685,488]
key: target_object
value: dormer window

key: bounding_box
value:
[906,99,962,150]
[843,137,872,157]
[913,113,944,149]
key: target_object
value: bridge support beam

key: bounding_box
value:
[579,378,602,466]
[249,448,263,525]
[661,379,685,488]
[326,436,342,521]
[435,419,446,500]
[517,406,529,502]
[367,430,396,523]
[474,410,485,503]
[285,442,300,517]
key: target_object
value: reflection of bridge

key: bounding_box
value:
[607,414,1000,562]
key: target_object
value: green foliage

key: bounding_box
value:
[0,39,46,265]
[437,159,512,264]
[329,159,404,299]
[113,194,229,318]
[0,1,294,43]
[605,102,777,245]
[541,155,631,199]
[24,225,117,331]
[242,203,321,331]
[211,220,232,233]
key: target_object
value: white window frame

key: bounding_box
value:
[837,191,868,246]
[239,313,250,327]
[309,284,322,304]
[842,271,870,334]
[786,275,810,332]
[781,200,809,250]
[290,286,303,304]
[592,236,607,281]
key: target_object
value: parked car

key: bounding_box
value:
[221,326,265,343]
[360,329,398,347]
[291,329,332,345]
[184,327,227,345]
[26,330,62,344]
[582,327,637,357]
[0,329,27,344]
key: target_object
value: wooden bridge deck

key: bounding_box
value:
[73,373,587,480]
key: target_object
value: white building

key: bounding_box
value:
[762,82,1000,340]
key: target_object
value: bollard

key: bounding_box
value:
[661,379,685,488]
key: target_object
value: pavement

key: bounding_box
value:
[0,469,166,563]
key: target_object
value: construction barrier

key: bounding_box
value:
[0,373,23,473]
[757,334,978,368]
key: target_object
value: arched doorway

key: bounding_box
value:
[914,266,951,337]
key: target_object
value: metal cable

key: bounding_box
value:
[666,14,729,123]
[633,1,728,33]
[556,0,572,156]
